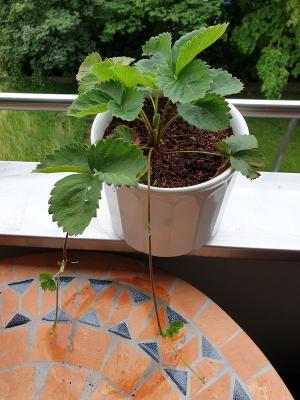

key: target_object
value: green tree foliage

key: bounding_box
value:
[1,0,299,98]
[0,0,100,83]
[0,0,224,82]
[231,0,300,98]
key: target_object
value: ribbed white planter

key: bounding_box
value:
[91,104,248,257]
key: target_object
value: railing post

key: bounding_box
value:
[273,118,298,172]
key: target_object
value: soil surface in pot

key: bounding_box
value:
[105,98,233,188]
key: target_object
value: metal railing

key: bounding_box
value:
[0,93,300,171]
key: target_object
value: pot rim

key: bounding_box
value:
[92,103,248,193]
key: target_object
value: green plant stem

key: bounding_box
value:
[149,95,155,110]
[166,150,223,157]
[147,148,163,335]
[167,339,206,385]
[49,277,60,336]
[139,110,153,138]
[154,91,159,115]
[49,233,68,336]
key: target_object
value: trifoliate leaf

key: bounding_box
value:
[161,321,184,338]
[157,60,212,104]
[221,135,258,153]
[88,138,147,186]
[108,125,135,143]
[67,88,111,117]
[34,143,91,174]
[49,174,102,235]
[175,24,228,75]
[216,136,262,179]
[108,86,145,121]
[177,94,230,131]
[39,272,56,291]
[76,52,102,81]
[142,32,173,67]
[209,68,243,96]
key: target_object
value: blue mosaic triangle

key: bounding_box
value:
[165,369,187,396]
[6,313,31,328]
[139,342,159,363]
[43,308,69,322]
[88,279,112,294]
[167,307,187,325]
[128,288,151,304]
[59,277,74,288]
[8,279,34,294]
[233,380,251,400]
[202,336,222,360]
[109,322,131,339]
[79,311,100,327]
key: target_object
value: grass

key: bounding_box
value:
[246,117,300,172]
[0,110,89,161]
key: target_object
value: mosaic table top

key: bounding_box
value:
[0,251,293,399]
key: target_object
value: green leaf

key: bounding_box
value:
[76,52,102,81]
[67,88,111,117]
[175,23,228,75]
[108,86,144,121]
[49,174,102,235]
[161,321,184,338]
[157,60,212,104]
[216,136,262,179]
[230,155,261,180]
[222,135,258,153]
[177,95,230,131]
[135,56,160,73]
[34,143,91,174]
[142,32,172,67]
[78,74,101,94]
[111,65,156,88]
[39,272,56,292]
[209,68,244,96]
[109,56,135,65]
[92,60,115,83]
[99,80,123,104]
[88,138,147,186]
[172,28,205,61]
[109,125,135,143]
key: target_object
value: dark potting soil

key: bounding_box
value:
[104,98,233,188]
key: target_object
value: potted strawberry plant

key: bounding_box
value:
[35,23,261,257]
[34,24,262,380]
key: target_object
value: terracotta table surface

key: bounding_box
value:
[0,251,293,400]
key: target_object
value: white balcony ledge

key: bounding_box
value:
[1,161,300,257]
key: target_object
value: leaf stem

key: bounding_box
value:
[49,276,60,335]
[147,148,163,335]
[49,232,69,336]
[154,91,159,115]
[149,95,155,111]
[139,110,153,138]
[166,150,224,157]
[167,339,206,384]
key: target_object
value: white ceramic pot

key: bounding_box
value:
[91,104,248,257]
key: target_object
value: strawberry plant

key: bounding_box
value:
[35,24,262,378]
